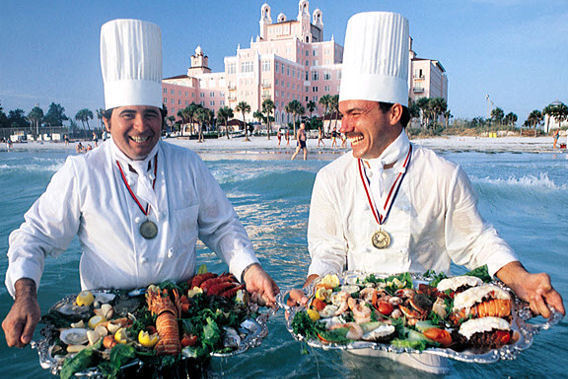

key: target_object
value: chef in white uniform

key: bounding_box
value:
[3,19,278,348]
[291,11,564,374]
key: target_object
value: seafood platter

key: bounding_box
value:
[32,271,275,378]
[280,267,562,363]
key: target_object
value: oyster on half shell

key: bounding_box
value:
[60,328,88,345]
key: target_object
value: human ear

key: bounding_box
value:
[389,103,403,125]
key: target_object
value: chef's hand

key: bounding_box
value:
[2,278,41,347]
[496,261,565,318]
[243,263,279,307]
[286,274,319,307]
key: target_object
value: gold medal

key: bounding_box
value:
[371,229,391,249]
[140,220,158,239]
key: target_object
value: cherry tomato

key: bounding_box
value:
[376,301,393,316]
[423,327,452,346]
[311,298,327,312]
[181,334,198,347]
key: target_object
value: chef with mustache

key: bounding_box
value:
[3,18,278,348]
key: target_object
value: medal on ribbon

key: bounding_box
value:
[117,155,159,240]
[358,145,412,249]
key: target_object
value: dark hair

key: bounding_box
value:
[378,102,410,128]
[103,107,167,127]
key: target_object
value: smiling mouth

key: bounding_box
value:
[348,134,364,145]
[129,135,151,143]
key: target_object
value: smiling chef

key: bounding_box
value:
[3,18,278,348]
[292,11,564,374]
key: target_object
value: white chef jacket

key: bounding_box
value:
[308,131,517,278]
[5,139,259,296]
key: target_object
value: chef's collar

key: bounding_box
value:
[363,130,410,172]
[111,139,160,174]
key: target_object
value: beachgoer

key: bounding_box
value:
[289,12,564,374]
[86,144,93,151]
[341,132,347,148]
[63,134,70,146]
[277,130,282,146]
[7,139,13,151]
[2,19,278,348]
[553,129,559,149]
[285,129,290,146]
[75,142,84,153]
[317,127,325,147]
[331,128,338,147]
[291,123,308,160]
[92,131,99,147]
[102,129,109,141]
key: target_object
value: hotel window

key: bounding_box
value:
[305,72,309,80]
[305,60,309,66]
[305,86,309,92]
[312,72,319,81]
[338,71,342,79]
[314,60,318,66]
[220,100,225,106]
[305,50,309,56]
[305,96,309,102]
[275,79,279,86]
[281,63,285,72]
[220,92,224,97]
[210,92,215,97]
[210,101,215,106]
[287,67,290,76]
[312,87,318,92]
[170,89,174,94]
[313,50,316,56]
[185,100,188,105]
[178,90,181,96]
[241,61,253,73]
[163,88,167,94]
[324,85,330,92]
[200,101,204,106]
[185,91,188,96]
[275,64,278,73]
[262,60,270,71]
[324,72,331,80]
[312,95,318,102]
[170,98,174,104]
[200,93,205,98]
[163,98,167,103]
[178,99,181,105]
[192,93,195,97]
[227,63,236,74]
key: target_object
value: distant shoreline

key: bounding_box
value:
[1,135,564,157]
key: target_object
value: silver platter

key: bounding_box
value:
[278,271,563,364]
[32,287,275,376]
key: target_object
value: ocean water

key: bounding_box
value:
[0,146,566,378]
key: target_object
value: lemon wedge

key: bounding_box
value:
[114,328,129,344]
[88,315,106,329]
[76,291,95,307]
[138,330,159,347]
[306,309,320,321]
[320,274,340,289]
[315,287,332,301]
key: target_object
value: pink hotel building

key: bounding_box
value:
[162,0,448,129]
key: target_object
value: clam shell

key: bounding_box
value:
[222,327,241,348]
[92,292,116,303]
[60,328,88,345]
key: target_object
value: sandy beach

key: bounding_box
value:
[3,135,564,157]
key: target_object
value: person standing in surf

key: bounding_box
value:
[2,18,278,348]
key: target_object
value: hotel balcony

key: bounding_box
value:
[228,85,237,91]
[228,96,237,101]
[413,87,425,94]
[261,83,272,89]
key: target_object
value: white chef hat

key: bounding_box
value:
[100,19,162,110]
[339,12,409,106]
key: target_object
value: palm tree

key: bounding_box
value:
[262,99,275,140]
[504,112,518,127]
[329,95,339,130]
[27,106,44,137]
[319,94,331,131]
[252,110,264,137]
[306,100,316,118]
[543,102,568,133]
[235,101,251,141]
[75,108,94,138]
[96,108,105,130]
[490,107,504,127]
[286,100,303,137]
[429,97,447,129]
[217,106,234,139]
[195,106,211,143]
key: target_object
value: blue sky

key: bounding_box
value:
[1,0,566,123]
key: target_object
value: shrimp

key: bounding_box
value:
[345,323,363,340]
[348,297,371,323]
[331,291,350,316]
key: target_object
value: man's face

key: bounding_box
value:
[339,100,401,160]
[103,105,162,160]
